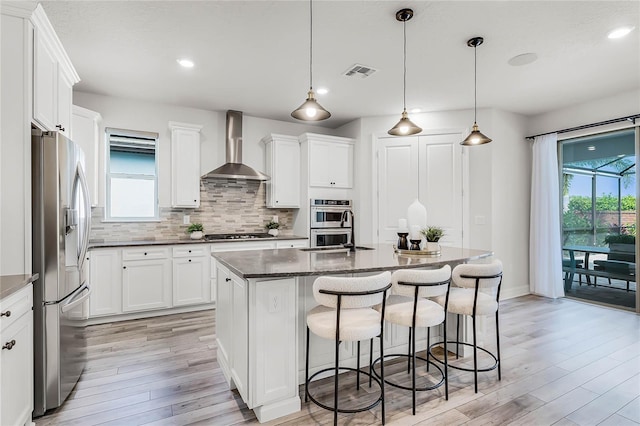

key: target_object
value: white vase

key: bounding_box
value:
[268,229,279,237]
[426,241,440,252]
[190,231,203,240]
[407,199,427,234]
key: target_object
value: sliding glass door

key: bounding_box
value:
[561,128,637,311]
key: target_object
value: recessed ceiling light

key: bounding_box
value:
[508,53,538,66]
[410,108,422,113]
[177,58,194,68]
[607,26,635,39]
[316,88,328,95]
[588,146,596,151]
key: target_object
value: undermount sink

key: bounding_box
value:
[299,246,375,253]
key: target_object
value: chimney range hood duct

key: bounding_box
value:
[202,110,270,181]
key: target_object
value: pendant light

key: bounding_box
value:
[461,37,492,146]
[291,0,330,121]
[388,8,422,136]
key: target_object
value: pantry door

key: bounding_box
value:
[377,131,466,247]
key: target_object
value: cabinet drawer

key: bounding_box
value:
[0,284,33,332]
[122,247,169,261]
[276,240,308,249]
[172,245,208,258]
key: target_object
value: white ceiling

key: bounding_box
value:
[42,1,640,128]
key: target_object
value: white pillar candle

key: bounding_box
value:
[398,218,407,231]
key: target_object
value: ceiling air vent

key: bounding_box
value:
[343,64,377,79]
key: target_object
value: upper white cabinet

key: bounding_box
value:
[261,134,300,208]
[300,133,354,188]
[170,121,203,208]
[31,5,80,137]
[72,105,102,207]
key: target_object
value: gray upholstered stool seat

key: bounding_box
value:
[305,271,392,425]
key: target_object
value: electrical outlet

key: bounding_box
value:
[183,215,190,225]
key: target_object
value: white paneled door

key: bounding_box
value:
[377,132,465,247]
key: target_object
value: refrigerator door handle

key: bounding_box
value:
[75,164,92,271]
[61,283,91,313]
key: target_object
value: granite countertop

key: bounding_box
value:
[89,235,308,249]
[0,273,38,300]
[212,244,493,279]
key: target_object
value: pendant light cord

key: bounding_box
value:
[403,18,407,111]
[309,0,313,90]
[474,44,477,123]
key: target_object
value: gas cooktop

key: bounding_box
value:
[204,233,273,241]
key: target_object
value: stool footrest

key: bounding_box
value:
[305,366,383,414]
[371,354,446,392]
[428,341,499,373]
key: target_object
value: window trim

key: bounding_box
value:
[105,127,160,222]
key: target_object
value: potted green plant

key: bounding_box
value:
[187,223,204,240]
[265,220,280,237]
[421,226,444,252]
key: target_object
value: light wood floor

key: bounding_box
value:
[35,295,640,426]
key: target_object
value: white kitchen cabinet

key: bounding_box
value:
[173,245,210,306]
[301,133,354,188]
[0,283,34,426]
[89,249,122,317]
[216,265,232,375]
[122,258,172,312]
[170,121,203,208]
[261,134,300,208]
[275,240,308,249]
[31,5,79,136]
[230,271,248,401]
[72,105,102,207]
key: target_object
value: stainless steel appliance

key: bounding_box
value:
[310,199,352,229]
[32,129,92,416]
[310,199,353,247]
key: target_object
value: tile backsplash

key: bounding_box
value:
[90,178,295,242]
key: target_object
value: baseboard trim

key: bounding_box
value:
[500,284,530,300]
[86,303,215,325]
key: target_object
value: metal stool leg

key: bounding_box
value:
[443,317,449,400]
[411,322,416,415]
[357,341,361,390]
[369,338,373,387]
[380,334,386,425]
[456,314,461,359]
[333,336,339,426]
[472,314,478,393]
[305,326,310,402]
[426,327,431,372]
[407,327,412,373]
[496,310,501,381]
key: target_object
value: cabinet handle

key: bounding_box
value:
[2,340,16,350]
[144,252,147,255]
[225,278,231,282]
[1,310,10,317]
[188,259,192,262]
[55,124,65,132]
[188,250,191,253]
[123,266,127,269]
[276,200,279,203]
[194,199,197,202]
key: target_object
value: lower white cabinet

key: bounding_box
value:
[173,256,210,306]
[0,283,34,426]
[88,239,307,319]
[122,258,172,312]
[89,249,122,316]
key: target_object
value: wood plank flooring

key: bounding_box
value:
[35,295,640,425]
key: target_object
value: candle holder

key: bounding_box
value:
[397,232,409,250]
[409,239,422,251]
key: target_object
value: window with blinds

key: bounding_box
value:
[106,127,159,220]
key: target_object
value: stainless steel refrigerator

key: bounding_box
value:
[31,129,92,416]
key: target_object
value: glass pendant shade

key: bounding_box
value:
[461,122,492,145]
[291,90,331,121]
[388,109,422,136]
[461,36,492,146]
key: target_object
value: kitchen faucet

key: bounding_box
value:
[340,210,356,252]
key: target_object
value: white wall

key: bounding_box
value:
[347,108,531,300]
[527,89,640,136]
[73,92,337,209]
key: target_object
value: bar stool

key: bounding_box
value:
[429,259,503,393]
[305,271,392,425]
[371,265,451,415]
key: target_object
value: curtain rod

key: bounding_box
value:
[525,114,640,140]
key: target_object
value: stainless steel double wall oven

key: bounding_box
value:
[309,199,352,247]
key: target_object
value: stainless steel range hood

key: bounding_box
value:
[202,110,269,181]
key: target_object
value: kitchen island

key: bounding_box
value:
[212,244,492,422]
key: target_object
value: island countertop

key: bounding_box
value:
[212,244,493,279]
